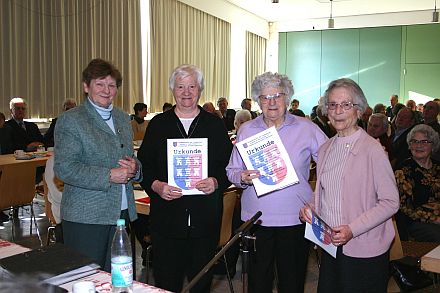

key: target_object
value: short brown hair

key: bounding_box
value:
[82,58,122,88]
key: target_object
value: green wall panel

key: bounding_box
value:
[406,23,440,64]
[404,64,440,99]
[278,23,440,115]
[321,29,360,91]
[358,26,401,108]
[285,31,321,114]
[278,32,287,74]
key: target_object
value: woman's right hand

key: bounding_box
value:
[240,170,260,185]
[151,180,182,201]
[299,206,312,224]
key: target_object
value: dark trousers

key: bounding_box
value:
[152,230,218,293]
[248,224,310,293]
[62,210,129,272]
[318,247,389,293]
[55,223,64,243]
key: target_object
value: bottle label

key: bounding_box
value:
[111,256,133,288]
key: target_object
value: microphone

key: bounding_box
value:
[248,211,262,224]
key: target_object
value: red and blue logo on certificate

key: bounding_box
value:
[311,214,333,245]
[249,144,287,185]
[173,154,203,190]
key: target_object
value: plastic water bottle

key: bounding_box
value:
[111,219,133,293]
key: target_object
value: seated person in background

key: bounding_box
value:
[288,98,300,114]
[417,103,424,113]
[391,107,416,169]
[386,94,399,120]
[367,113,393,161]
[241,98,258,119]
[131,102,149,141]
[44,99,77,147]
[423,100,440,134]
[162,102,173,112]
[424,100,440,161]
[406,99,423,124]
[290,109,306,117]
[394,124,440,242]
[6,97,44,152]
[390,103,406,135]
[217,97,236,131]
[230,109,252,144]
[357,106,372,130]
[0,112,14,222]
[0,112,13,155]
[202,101,222,118]
[310,104,318,120]
[373,103,387,115]
[312,106,336,138]
[44,155,64,243]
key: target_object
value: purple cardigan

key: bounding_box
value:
[227,113,328,227]
[314,129,399,258]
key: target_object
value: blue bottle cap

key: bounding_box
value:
[116,219,125,226]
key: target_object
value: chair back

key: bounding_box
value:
[0,163,36,210]
[218,188,240,247]
[390,217,404,261]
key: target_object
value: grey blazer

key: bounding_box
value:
[54,98,138,225]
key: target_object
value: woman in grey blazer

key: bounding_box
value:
[54,59,141,272]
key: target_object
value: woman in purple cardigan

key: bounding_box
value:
[300,78,399,293]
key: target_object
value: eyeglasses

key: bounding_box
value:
[409,139,433,145]
[259,93,285,104]
[14,107,26,111]
[326,101,358,111]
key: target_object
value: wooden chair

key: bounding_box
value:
[217,187,241,293]
[0,163,41,245]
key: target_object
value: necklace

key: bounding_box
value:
[103,111,112,121]
[176,115,201,138]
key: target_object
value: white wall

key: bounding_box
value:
[178,0,269,109]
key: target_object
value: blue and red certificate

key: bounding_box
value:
[304,210,337,258]
[167,138,208,195]
[235,127,299,196]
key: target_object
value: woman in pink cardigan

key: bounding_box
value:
[300,78,399,293]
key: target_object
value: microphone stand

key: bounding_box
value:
[181,211,262,293]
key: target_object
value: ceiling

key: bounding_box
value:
[226,0,437,22]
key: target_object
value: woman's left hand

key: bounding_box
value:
[118,156,138,175]
[195,177,218,194]
[331,225,353,246]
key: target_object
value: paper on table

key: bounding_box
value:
[304,211,337,258]
[167,138,208,195]
[235,127,299,196]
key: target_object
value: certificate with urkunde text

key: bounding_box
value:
[235,127,299,196]
[167,138,208,195]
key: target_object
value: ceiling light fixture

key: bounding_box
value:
[433,0,439,22]
[328,0,334,28]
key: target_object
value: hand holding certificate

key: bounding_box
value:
[304,209,337,258]
[235,127,299,196]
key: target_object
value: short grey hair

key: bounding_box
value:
[169,64,204,92]
[234,110,252,129]
[369,113,388,130]
[407,124,440,153]
[251,72,294,108]
[319,78,369,116]
[9,96,26,110]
